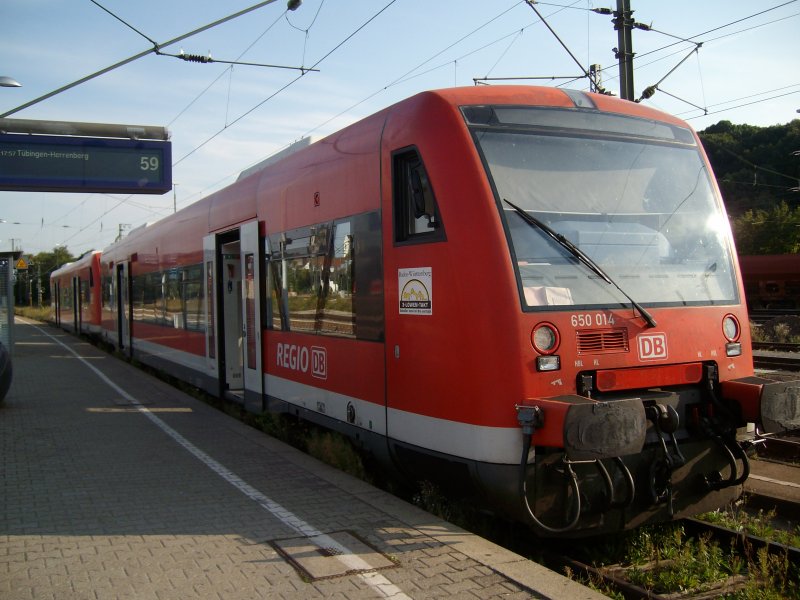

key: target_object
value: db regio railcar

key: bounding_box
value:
[51,250,102,336]
[51,86,800,537]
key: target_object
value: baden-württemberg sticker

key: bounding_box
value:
[399,267,432,315]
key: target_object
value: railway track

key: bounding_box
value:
[749,309,800,325]
[752,341,800,353]
[752,352,800,371]
[754,431,800,464]
[752,340,800,371]
[549,518,799,599]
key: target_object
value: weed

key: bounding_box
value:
[306,430,367,481]
[699,503,800,550]
[14,306,51,321]
[412,481,457,522]
[752,320,800,344]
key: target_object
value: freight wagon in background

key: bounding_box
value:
[51,86,800,537]
[739,254,800,310]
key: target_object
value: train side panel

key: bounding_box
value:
[259,111,387,443]
[380,91,527,473]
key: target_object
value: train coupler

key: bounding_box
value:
[698,414,750,492]
[515,398,646,533]
[645,403,685,516]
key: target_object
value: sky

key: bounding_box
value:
[1,0,798,258]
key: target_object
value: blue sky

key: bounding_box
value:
[1,0,798,256]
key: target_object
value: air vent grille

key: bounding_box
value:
[576,329,629,354]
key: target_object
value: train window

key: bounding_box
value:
[287,254,324,333]
[268,212,384,341]
[393,148,445,244]
[206,261,215,358]
[269,261,287,331]
[129,265,206,330]
[164,270,181,326]
[102,275,112,312]
[470,116,737,308]
[319,220,355,336]
[182,265,204,332]
[81,280,90,309]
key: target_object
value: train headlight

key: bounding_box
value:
[532,323,560,371]
[531,323,559,354]
[722,314,740,342]
[536,355,561,372]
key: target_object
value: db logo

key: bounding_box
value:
[311,346,327,380]
[638,333,668,361]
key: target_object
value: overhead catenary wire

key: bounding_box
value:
[167,9,288,128]
[16,1,800,254]
[0,0,291,118]
[172,0,526,211]
[636,0,798,62]
[155,49,318,73]
[172,0,400,167]
[285,0,327,66]
[52,0,401,253]
[88,0,160,47]
[553,4,798,98]
[172,1,799,212]
[523,0,603,91]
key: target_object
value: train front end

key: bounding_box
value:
[463,91,800,535]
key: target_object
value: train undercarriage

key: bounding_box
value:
[503,363,800,536]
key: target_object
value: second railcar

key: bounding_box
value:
[51,250,102,335]
[66,86,799,537]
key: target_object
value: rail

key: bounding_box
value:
[752,352,800,371]
[749,309,800,324]
[550,518,799,599]
[752,341,800,353]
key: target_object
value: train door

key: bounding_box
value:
[53,280,60,327]
[72,276,80,333]
[240,220,264,410]
[221,237,244,397]
[116,261,131,354]
[204,221,264,410]
[203,235,219,387]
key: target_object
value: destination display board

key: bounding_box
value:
[0,133,172,194]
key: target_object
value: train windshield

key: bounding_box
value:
[464,105,738,309]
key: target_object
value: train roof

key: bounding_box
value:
[50,249,101,279]
[91,85,698,262]
[404,85,692,128]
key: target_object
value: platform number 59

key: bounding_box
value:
[140,156,160,171]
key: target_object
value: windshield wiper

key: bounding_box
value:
[504,198,657,328]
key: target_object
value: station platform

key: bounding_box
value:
[1,319,603,600]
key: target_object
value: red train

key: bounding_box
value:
[51,86,800,536]
[739,254,800,310]
[51,250,102,336]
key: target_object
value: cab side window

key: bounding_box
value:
[393,148,445,244]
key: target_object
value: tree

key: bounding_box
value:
[700,119,800,255]
[731,201,800,255]
[16,246,76,306]
[700,119,800,217]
